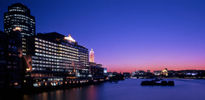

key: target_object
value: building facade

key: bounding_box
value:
[22,32,90,87]
[4,3,36,56]
[4,3,35,36]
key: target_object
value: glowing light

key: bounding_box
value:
[26,68,30,71]
[161,68,168,76]
[89,48,95,62]
[33,83,38,87]
[64,34,76,42]
[14,82,19,86]
[38,82,41,86]
[26,67,31,72]
[13,27,22,31]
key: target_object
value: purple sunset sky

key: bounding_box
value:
[1,0,205,72]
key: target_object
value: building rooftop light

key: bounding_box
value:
[64,34,76,42]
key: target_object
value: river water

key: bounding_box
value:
[9,79,205,100]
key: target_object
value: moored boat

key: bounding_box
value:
[141,79,175,86]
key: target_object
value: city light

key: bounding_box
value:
[13,27,22,31]
[64,34,76,42]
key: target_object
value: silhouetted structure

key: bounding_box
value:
[89,62,105,80]
[0,30,24,88]
[123,72,131,78]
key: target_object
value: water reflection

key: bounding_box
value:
[1,79,205,100]
[22,84,103,100]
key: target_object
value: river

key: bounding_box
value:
[4,79,205,100]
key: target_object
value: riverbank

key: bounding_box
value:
[0,77,125,95]
[1,79,205,100]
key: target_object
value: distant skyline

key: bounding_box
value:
[1,0,205,72]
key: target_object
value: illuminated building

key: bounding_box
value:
[64,34,89,68]
[22,32,89,86]
[4,3,35,36]
[4,3,36,56]
[161,68,168,76]
[0,31,90,88]
[89,48,94,62]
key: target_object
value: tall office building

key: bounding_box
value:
[89,48,95,62]
[4,3,36,56]
[4,3,35,36]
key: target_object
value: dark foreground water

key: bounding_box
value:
[4,79,205,100]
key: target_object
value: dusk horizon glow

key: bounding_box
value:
[1,0,205,72]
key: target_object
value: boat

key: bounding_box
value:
[141,79,175,86]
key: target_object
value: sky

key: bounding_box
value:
[0,0,205,72]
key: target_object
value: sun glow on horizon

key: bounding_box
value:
[104,64,205,73]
